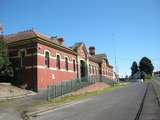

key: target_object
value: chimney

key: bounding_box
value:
[89,46,96,56]
[57,37,64,46]
[50,36,57,40]
[50,36,64,46]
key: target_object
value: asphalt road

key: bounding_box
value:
[32,83,146,120]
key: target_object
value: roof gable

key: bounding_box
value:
[71,42,88,59]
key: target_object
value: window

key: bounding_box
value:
[20,50,25,67]
[65,57,68,71]
[45,51,49,67]
[73,59,76,72]
[56,55,60,69]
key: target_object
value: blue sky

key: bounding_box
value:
[1,0,160,77]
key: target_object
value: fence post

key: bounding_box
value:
[47,85,50,101]
[71,80,72,92]
[61,82,63,99]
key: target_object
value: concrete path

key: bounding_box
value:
[139,83,160,120]
[32,83,146,120]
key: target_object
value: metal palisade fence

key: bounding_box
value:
[47,75,116,100]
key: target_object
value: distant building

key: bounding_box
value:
[4,29,114,91]
[153,71,160,77]
[130,71,141,79]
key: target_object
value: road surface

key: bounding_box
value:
[32,83,146,120]
[139,83,160,120]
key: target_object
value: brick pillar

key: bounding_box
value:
[86,58,90,77]
[77,55,81,79]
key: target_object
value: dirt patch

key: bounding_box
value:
[72,82,110,95]
[0,83,29,98]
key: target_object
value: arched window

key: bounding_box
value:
[45,51,49,68]
[73,59,76,72]
[20,50,25,67]
[65,57,68,71]
[56,55,60,69]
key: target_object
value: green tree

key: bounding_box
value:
[0,35,14,78]
[131,61,139,76]
[0,35,9,68]
[139,57,154,76]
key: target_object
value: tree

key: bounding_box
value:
[139,57,154,76]
[0,35,14,78]
[131,61,139,76]
[0,35,9,68]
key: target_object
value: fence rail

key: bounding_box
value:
[47,75,116,100]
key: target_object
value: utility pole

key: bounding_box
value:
[112,33,119,83]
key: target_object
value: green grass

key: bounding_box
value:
[0,100,5,105]
[31,83,129,111]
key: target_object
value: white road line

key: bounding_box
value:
[36,98,92,116]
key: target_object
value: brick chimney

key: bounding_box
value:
[51,36,64,46]
[57,37,64,46]
[89,46,96,56]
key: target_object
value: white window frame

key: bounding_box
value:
[44,50,51,68]
[64,56,69,71]
[56,53,61,70]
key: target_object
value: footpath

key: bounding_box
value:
[139,82,160,120]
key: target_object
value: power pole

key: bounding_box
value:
[112,33,119,83]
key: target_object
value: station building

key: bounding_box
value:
[4,29,114,91]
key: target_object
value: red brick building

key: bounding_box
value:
[4,29,114,91]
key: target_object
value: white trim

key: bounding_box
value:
[44,49,51,56]
[56,53,62,59]
[13,52,41,58]
[72,59,76,72]
[61,59,65,62]
[49,67,56,70]
[68,70,74,73]
[60,69,66,71]
[44,50,50,68]
[25,66,33,69]
[56,53,61,69]
[25,65,45,69]
[36,65,46,69]
[64,55,69,60]
[25,65,75,73]
[68,61,73,64]
[37,52,56,60]
[64,56,69,71]
[10,56,19,58]
[11,52,74,63]
[50,56,56,60]
[72,58,76,62]
[80,58,86,61]
[18,49,27,57]
[37,53,45,57]
[19,49,26,67]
